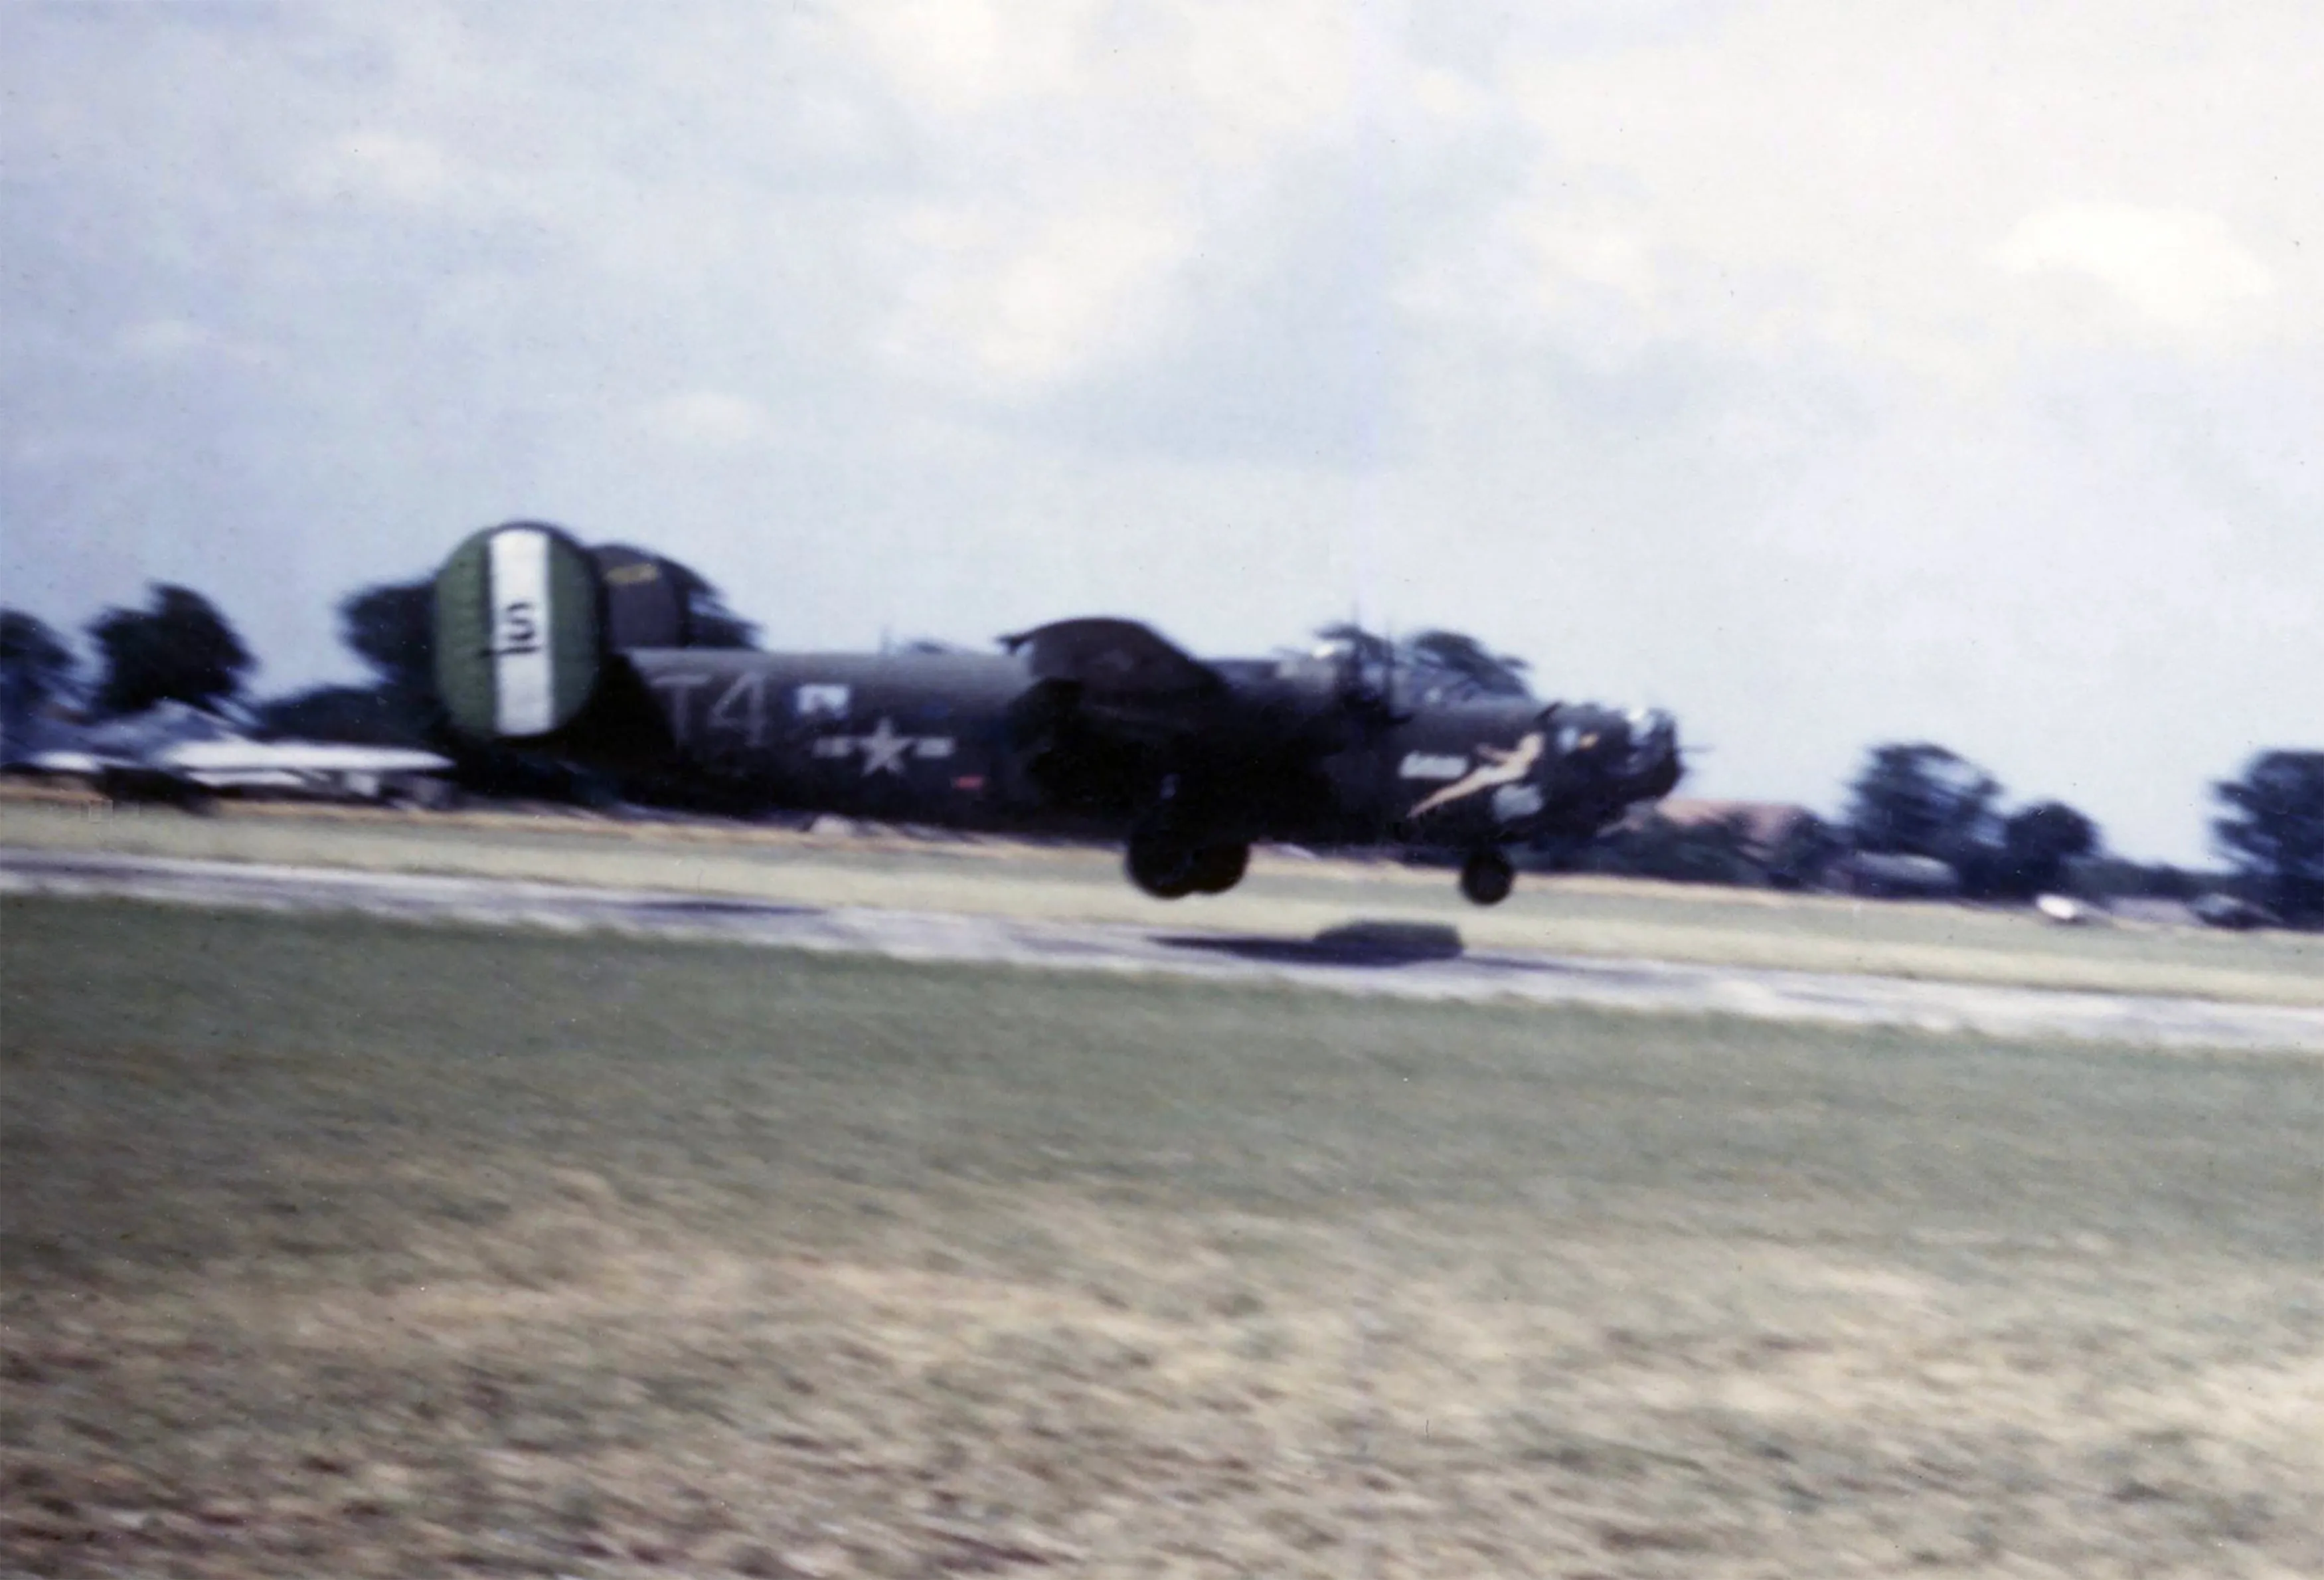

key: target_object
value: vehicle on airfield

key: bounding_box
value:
[432,522,1683,905]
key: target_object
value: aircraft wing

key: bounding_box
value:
[153,739,453,796]
[157,741,453,774]
[1001,618,1225,701]
[999,618,1233,753]
[23,750,127,776]
[995,618,1360,830]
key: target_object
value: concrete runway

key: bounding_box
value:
[7,845,2321,1053]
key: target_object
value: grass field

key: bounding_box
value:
[7,796,2322,1007]
[4,897,2319,1577]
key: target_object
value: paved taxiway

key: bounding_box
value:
[7,845,2321,1053]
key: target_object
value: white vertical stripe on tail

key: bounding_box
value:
[489,527,555,735]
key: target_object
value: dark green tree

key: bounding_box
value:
[1845,743,2001,865]
[256,684,429,746]
[664,559,758,650]
[1586,810,1763,886]
[1400,630,1533,700]
[267,552,758,796]
[87,585,252,717]
[1,610,78,755]
[1307,622,1400,711]
[330,551,756,708]
[1312,622,1398,666]
[1765,812,1845,890]
[1309,626,1532,704]
[2214,751,2324,925]
[253,577,438,746]
[341,577,435,701]
[1994,801,2099,899]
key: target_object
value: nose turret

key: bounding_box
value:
[1544,703,1682,817]
[1625,707,1681,799]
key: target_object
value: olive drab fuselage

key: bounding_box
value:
[610,648,1670,851]
[432,522,1683,902]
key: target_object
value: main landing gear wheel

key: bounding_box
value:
[1459,848,1516,907]
[1127,835,1250,899]
[1126,834,1198,898]
[1189,841,1249,895]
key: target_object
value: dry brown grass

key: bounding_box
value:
[5,898,2321,1577]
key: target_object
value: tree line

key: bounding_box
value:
[1,578,2318,926]
[1566,740,2323,926]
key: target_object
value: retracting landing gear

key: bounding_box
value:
[1126,832,1250,899]
[1125,832,1197,898]
[1459,847,1516,907]
[1189,841,1248,894]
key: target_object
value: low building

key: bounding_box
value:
[1830,850,1963,899]
[1644,798,1821,859]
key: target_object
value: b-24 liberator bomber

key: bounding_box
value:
[433,522,1682,905]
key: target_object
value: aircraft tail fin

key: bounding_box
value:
[433,521,607,740]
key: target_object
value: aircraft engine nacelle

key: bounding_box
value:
[434,521,609,740]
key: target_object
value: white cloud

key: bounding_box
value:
[114,319,222,362]
[844,0,1371,160]
[1995,203,2274,345]
[847,0,1100,116]
[881,195,1193,391]
[1488,0,2324,379]
[1163,0,1369,164]
[636,391,772,450]
[297,130,462,207]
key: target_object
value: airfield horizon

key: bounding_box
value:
[3,790,2319,1011]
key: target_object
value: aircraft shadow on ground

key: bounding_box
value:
[1159,919,1465,968]
[629,897,825,919]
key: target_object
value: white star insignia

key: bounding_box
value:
[858,717,912,776]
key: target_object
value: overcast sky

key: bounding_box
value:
[4,0,2318,860]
